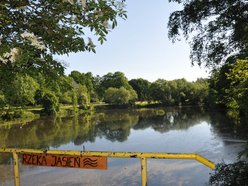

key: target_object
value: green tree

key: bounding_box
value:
[150,79,174,105]
[77,85,91,110]
[226,59,248,118]
[129,78,150,101]
[4,74,39,106]
[69,71,84,85]
[41,91,59,115]
[0,0,127,94]
[169,79,188,105]
[69,71,97,102]
[104,87,137,105]
[98,71,132,99]
[208,62,233,108]
[191,78,209,105]
[168,0,248,67]
[0,0,127,114]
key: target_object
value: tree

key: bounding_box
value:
[41,91,59,115]
[4,74,39,106]
[70,71,97,102]
[226,59,248,118]
[168,0,248,67]
[150,80,174,105]
[0,0,126,77]
[98,71,132,99]
[104,87,137,105]
[129,78,150,101]
[77,85,91,110]
[69,71,83,85]
[191,78,209,105]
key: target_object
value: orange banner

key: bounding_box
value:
[22,153,107,170]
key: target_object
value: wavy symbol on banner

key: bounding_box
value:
[83,158,98,167]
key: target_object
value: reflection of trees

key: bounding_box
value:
[208,111,248,141]
[133,107,209,133]
[95,111,139,142]
[73,115,96,145]
[0,113,97,150]
[0,107,212,164]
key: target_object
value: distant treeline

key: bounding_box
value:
[1,66,247,121]
[0,70,209,115]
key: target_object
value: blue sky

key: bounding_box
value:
[56,0,209,82]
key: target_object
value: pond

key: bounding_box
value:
[0,107,247,186]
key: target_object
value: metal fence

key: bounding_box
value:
[0,148,216,186]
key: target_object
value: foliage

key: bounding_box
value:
[209,161,248,186]
[226,59,248,118]
[149,78,208,106]
[4,74,39,106]
[77,85,91,110]
[168,0,248,68]
[97,71,132,99]
[129,78,150,101]
[150,79,174,105]
[41,91,59,115]
[0,94,6,109]
[69,71,96,102]
[0,0,126,75]
[104,87,137,105]
[0,0,126,114]
[208,59,248,118]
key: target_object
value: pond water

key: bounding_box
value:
[0,107,247,186]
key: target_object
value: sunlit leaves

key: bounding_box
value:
[168,0,248,67]
[0,0,126,74]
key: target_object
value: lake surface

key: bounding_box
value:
[0,107,247,186]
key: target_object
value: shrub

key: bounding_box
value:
[209,161,248,185]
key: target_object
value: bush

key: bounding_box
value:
[209,161,248,185]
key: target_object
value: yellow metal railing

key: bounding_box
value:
[0,148,216,186]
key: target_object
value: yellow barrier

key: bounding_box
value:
[0,148,215,186]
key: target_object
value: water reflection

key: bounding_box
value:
[0,107,209,149]
[0,107,247,185]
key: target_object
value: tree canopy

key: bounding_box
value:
[0,0,126,75]
[168,0,248,68]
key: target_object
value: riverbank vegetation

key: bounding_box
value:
[0,64,246,125]
[0,68,210,121]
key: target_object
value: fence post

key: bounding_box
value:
[140,157,147,186]
[13,152,20,186]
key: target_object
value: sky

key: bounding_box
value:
[56,0,209,82]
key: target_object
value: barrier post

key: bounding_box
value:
[13,152,20,186]
[141,157,147,186]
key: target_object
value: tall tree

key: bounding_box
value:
[5,74,39,106]
[129,78,150,101]
[226,59,248,117]
[0,0,126,76]
[98,71,132,98]
[168,0,248,68]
